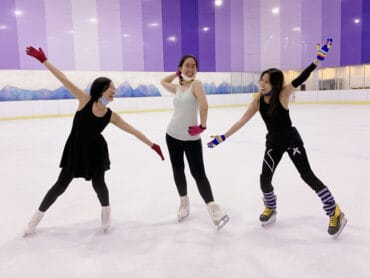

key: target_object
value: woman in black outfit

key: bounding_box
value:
[24,46,164,235]
[208,39,347,238]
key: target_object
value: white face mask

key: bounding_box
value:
[100,96,109,106]
[182,74,193,81]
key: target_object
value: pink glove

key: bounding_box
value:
[188,125,206,136]
[26,46,47,63]
[151,143,164,160]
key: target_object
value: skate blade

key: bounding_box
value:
[216,215,229,230]
[261,214,277,227]
[331,215,347,239]
[178,214,189,222]
[178,211,189,222]
[23,232,33,238]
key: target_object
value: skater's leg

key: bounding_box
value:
[25,168,73,235]
[91,171,109,207]
[166,134,190,221]
[259,147,284,226]
[39,168,73,212]
[184,139,214,203]
[91,172,110,231]
[184,139,228,229]
[287,145,347,237]
[166,134,187,197]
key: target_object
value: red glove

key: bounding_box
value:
[151,143,164,160]
[188,125,206,136]
[26,46,47,63]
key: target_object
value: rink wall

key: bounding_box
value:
[0,89,369,120]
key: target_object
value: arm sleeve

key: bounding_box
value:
[291,63,317,88]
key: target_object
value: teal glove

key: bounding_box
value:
[207,135,226,148]
[316,38,333,61]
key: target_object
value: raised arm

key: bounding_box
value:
[160,72,179,94]
[282,38,333,98]
[26,46,89,105]
[207,98,259,148]
[110,112,164,160]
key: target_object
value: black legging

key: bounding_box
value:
[39,168,109,212]
[260,144,326,194]
[166,134,214,203]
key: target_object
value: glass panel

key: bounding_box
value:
[349,65,365,89]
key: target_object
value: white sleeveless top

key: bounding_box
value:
[166,82,200,141]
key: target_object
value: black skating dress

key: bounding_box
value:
[259,96,303,151]
[59,98,112,180]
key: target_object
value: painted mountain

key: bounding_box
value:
[0,81,257,101]
[203,82,258,94]
[0,86,73,101]
[0,82,160,101]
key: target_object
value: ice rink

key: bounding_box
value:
[0,104,369,278]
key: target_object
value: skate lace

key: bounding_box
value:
[329,214,339,227]
[262,208,273,216]
[329,206,341,227]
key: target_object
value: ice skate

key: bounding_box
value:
[207,202,229,230]
[259,207,277,227]
[328,204,347,239]
[177,196,190,221]
[101,206,111,232]
[24,210,44,236]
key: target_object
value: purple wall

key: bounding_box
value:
[0,0,20,69]
[0,0,369,71]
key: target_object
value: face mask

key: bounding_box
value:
[100,96,109,106]
[182,74,193,81]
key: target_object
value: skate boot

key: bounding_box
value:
[259,207,277,227]
[177,196,190,221]
[24,210,45,236]
[101,206,111,232]
[207,202,229,230]
[328,204,347,239]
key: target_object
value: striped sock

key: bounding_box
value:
[317,187,336,216]
[263,191,277,209]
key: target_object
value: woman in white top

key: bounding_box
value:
[161,55,228,230]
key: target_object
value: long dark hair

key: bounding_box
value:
[177,54,199,85]
[259,68,284,113]
[90,77,112,102]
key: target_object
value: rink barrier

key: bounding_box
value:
[0,90,369,121]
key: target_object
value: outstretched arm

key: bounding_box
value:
[26,46,89,105]
[207,98,259,148]
[110,112,164,160]
[283,38,333,97]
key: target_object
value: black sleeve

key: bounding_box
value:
[291,63,317,88]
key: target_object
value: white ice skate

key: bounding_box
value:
[177,196,190,222]
[24,210,44,236]
[101,206,111,232]
[207,202,229,230]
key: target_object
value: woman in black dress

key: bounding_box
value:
[207,39,347,238]
[24,46,164,235]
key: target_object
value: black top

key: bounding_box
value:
[259,96,302,149]
[60,99,112,180]
[259,96,292,133]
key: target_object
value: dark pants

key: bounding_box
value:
[166,134,214,203]
[39,168,109,212]
[260,144,326,194]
